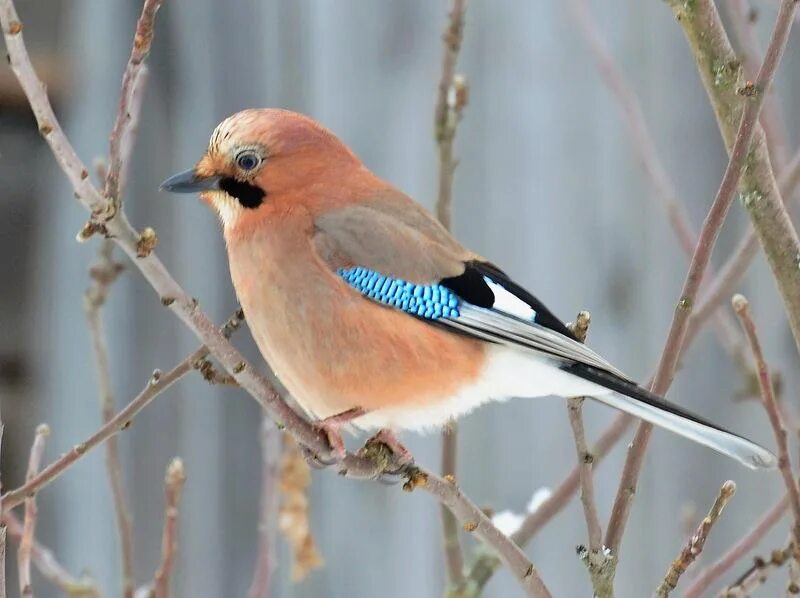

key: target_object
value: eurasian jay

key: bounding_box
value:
[161,108,775,470]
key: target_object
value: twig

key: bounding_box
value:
[84,240,134,598]
[247,417,282,598]
[685,493,789,597]
[153,458,185,598]
[669,0,800,353]
[605,0,798,557]
[434,0,469,588]
[732,295,800,563]
[654,480,736,597]
[564,311,614,595]
[18,425,49,598]
[727,0,791,172]
[3,513,99,597]
[117,66,148,197]
[0,3,551,593]
[687,149,800,339]
[105,0,162,205]
[719,540,793,596]
[567,0,747,367]
[2,310,244,511]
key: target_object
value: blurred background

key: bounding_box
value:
[2,1,800,596]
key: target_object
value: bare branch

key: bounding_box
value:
[247,417,282,598]
[434,0,469,588]
[153,458,186,598]
[3,513,99,597]
[605,0,798,556]
[105,0,163,204]
[685,494,789,597]
[732,295,800,563]
[719,540,793,596]
[654,480,736,596]
[18,425,50,598]
[84,240,134,598]
[727,0,791,171]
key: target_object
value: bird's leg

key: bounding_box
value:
[364,429,413,467]
[306,406,366,466]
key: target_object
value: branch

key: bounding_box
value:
[732,295,800,562]
[685,493,789,597]
[18,425,49,598]
[654,480,736,596]
[153,458,185,598]
[719,540,793,596]
[247,417,282,598]
[3,514,98,597]
[1,310,244,511]
[668,0,800,353]
[567,0,748,367]
[604,0,798,557]
[434,0,469,589]
[84,240,134,598]
[105,0,162,204]
[0,3,551,593]
[727,0,791,171]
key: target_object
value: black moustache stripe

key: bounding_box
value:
[219,177,266,209]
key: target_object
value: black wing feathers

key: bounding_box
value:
[441,260,577,340]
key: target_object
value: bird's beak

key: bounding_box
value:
[160,168,222,193]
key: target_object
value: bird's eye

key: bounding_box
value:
[235,150,261,172]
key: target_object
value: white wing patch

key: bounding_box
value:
[483,277,537,321]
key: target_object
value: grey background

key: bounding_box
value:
[2,1,800,596]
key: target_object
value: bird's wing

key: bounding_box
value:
[313,198,628,381]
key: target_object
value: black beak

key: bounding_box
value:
[160,168,222,193]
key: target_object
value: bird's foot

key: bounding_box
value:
[363,429,414,471]
[306,406,366,466]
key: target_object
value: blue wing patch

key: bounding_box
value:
[338,267,460,319]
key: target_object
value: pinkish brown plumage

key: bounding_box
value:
[160,108,776,470]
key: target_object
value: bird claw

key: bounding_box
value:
[309,406,366,464]
[363,429,414,471]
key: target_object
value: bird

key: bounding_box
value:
[161,108,776,470]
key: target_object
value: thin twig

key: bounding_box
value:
[732,295,800,562]
[565,311,614,595]
[719,540,793,596]
[153,458,185,598]
[434,0,469,588]
[654,480,736,597]
[84,240,134,598]
[605,0,798,556]
[2,310,244,512]
[686,493,789,597]
[117,66,148,197]
[3,513,99,597]
[105,0,162,205]
[0,3,551,593]
[18,425,49,598]
[727,0,791,172]
[567,0,747,366]
[687,149,800,339]
[247,417,282,598]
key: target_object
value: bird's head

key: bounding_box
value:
[161,108,363,229]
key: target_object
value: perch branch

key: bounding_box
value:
[84,240,134,598]
[0,5,552,593]
[247,417,282,598]
[732,295,800,562]
[434,0,469,589]
[654,480,736,597]
[685,493,789,597]
[605,0,798,556]
[153,458,185,598]
[18,425,49,598]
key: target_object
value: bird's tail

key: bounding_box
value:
[563,362,777,470]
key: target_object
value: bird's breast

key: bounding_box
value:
[225,226,489,427]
